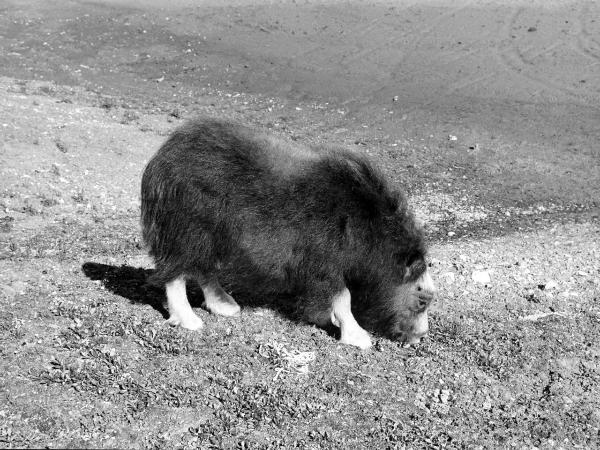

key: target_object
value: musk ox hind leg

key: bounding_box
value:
[200,277,241,317]
[331,288,372,350]
[165,276,204,331]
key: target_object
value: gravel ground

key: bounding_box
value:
[1,77,599,448]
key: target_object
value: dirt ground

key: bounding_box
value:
[1,0,599,448]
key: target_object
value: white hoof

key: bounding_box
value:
[203,292,241,317]
[340,327,372,350]
[166,312,204,331]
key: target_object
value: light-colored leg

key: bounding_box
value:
[165,276,204,331]
[406,311,429,345]
[330,288,372,349]
[201,279,240,317]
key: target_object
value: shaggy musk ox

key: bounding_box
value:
[141,118,435,349]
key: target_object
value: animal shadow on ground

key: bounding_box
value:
[80,262,329,334]
[82,262,169,318]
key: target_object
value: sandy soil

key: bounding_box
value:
[0,0,599,448]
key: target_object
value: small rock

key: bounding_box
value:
[447,231,456,237]
[559,291,579,298]
[442,272,456,284]
[472,270,491,284]
[392,95,399,102]
[440,389,451,404]
[0,216,15,232]
[520,311,566,321]
[527,26,537,32]
[448,135,458,141]
[55,140,68,153]
[525,291,539,303]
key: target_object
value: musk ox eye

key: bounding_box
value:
[415,297,429,313]
[394,252,416,266]
[398,254,426,282]
[411,260,427,279]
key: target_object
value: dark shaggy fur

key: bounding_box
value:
[141,118,428,338]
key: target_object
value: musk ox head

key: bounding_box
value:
[340,167,436,345]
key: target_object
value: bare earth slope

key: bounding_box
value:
[0,0,599,448]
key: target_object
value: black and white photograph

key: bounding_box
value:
[0,0,598,448]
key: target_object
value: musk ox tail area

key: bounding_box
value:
[140,119,252,286]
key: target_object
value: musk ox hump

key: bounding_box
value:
[321,150,406,219]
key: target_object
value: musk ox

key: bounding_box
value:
[141,118,435,349]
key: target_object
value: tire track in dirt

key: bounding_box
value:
[339,4,473,71]
[286,7,393,62]
[401,73,497,115]
[496,6,600,106]
[334,2,479,106]
[370,2,498,110]
[281,3,476,104]
[286,7,410,65]
[282,8,398,81]
[573,2,600,66]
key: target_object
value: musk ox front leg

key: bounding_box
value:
[165,276,204,331]
[331,288,372,350]
[200,277,241,317]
